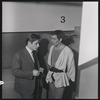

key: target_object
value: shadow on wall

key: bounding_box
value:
[70,37,79,98]
[71,49,79,98]
[38,38,50,72]
[37,38,50,98]
[39,38,50,56]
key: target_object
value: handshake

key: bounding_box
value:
[33,67,44,76]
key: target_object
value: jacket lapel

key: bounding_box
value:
[23,48,35,68]
[23,48,40,69]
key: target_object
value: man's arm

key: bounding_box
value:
[67,50,75,82]
[12,53,34,79]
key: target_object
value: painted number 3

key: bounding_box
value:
[61,16,65,23]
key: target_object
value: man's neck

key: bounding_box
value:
[54,43,65,50]
[26,45,33,52]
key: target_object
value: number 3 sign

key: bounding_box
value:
[61,16,65,23]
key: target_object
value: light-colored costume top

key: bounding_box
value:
[46,45,75,88]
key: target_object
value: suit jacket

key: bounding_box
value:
[12,48,40,95]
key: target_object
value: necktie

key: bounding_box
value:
[32,51,38,70]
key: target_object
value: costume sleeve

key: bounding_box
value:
[47,45,54,66]
[12,53,33,79]
[66,50,75,82]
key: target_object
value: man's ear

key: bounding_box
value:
[28,41,32,44]
[28,41,32,45]
[28,41,30,44]
[60,38,62,42]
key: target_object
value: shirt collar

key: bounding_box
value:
[25,46,32,54]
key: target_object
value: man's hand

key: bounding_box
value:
[39,67,44,73]
[33,69,40,76]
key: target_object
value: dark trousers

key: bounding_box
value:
[19,86,42,99]
[19,78,42,99]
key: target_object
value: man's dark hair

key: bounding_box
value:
[51,30,65,40]
[26,33,41,45]
[51,30,74,46]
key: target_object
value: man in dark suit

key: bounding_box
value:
[12,33,44,99]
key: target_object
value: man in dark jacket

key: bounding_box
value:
[12,33,44,99]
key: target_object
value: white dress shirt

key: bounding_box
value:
[25,46,35,62]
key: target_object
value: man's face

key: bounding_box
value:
[29,40,40,51]
[51,35,59,46]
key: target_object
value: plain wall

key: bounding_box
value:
[2,2,82,32]
[77,2,98,98]
[78,2,98,65]
[78,63,98,98]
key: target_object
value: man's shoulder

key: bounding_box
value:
[64,46,73,53]
[15,48,26,56]
[64,46,71,51]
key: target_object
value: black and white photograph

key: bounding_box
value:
[1,1,98,99]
